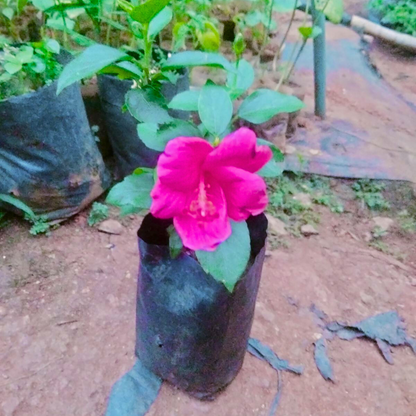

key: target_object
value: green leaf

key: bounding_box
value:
[2,7,14,20]
[168,225,183,258]
[148,6,172,39]
[273,0,297,12]
[31,0,54,11]
[198,83,233,137]
[66,29,96,46]
[17,0,28,13]
[57,44,128,94]
[45,38,60,54]
[129,0,171,24]
[16,46,34,64]
[125,88,172,124]
[198,30,221,52]
[101,61,143,79]
[168,89,200,111]
[163,51,235,73]
[0,194,36,219]
[316,0,344,24]
[30,55,46,73]
[46,15,76,31]
[237,88,304,124]
[226,59,255,99]
[0,72,12,83]
[137,120,200,151]
[245,10,263,27]
[4,62,22,74]
[106,172,154,215]
[298,26,322,39]
[196,220,251,292]
[257,138,285,177]
[257,138,284,162]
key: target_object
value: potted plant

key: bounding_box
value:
[0,38,109,220]
[105,37,304,398]
[57,0,192,178]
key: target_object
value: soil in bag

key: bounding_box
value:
[0,80,110,220]
[135,213,268,400]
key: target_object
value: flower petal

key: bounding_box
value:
[150,179,189,219]
[173,177,231,251]
[157,137,213,191]
[215,166,268,221]
[204,127,272,173]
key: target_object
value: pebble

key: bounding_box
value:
[293,193,312,208]
[301,224,319,236]
[266,214,288,236]
[98,219,123,235]
[372,216,394,232]
[0,306,7,316]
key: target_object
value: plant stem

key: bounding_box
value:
[277,0,298,55]
[275,37,299,90]
[105,0,117,45]
[284,38,307,82]
[258,0,274,65]
[143,24,152,85]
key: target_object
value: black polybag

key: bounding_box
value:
[97,73,189,178]
[0,81,110,220]
[135,213,268,400]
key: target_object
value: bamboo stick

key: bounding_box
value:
[350,15,416,52]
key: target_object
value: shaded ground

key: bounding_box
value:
[1,178,416,416]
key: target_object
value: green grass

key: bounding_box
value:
[267,173,344,236]
[352,179,391,211]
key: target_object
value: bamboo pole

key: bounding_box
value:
[350,16,416,52]
[311,0,326,118]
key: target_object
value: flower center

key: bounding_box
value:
[188,180,218,221]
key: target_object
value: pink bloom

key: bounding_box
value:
[150,127,272,251]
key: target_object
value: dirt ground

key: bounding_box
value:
[1,178,416,416]
[2,1,416,415]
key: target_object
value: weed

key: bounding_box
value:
[88,202,109,226]
[398,210,416,234]
[28,215,51,235]
[369,240,391,254]
[372,226,387,239]
[352,179,391,211]
[267,173,341,237]
[269,237,290,250]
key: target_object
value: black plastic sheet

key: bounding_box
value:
[105,360,162,416]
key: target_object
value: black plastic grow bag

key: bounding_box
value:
[0,81,110,220]
[135,213,268,400]
[97,72,189,178]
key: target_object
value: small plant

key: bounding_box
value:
[372,225,387,239]
[0,39,62,100]
[57,0,184,96]
[88,202,109,226]
[0,193,51,234]
[368,239,391,253]
[28,215,51,235]
[352,179,391,211]
[398,209,416,233]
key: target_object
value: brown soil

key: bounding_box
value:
[1,181,416,416]
[2,1,416,415]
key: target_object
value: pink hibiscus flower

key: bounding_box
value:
[150,127,272,251]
